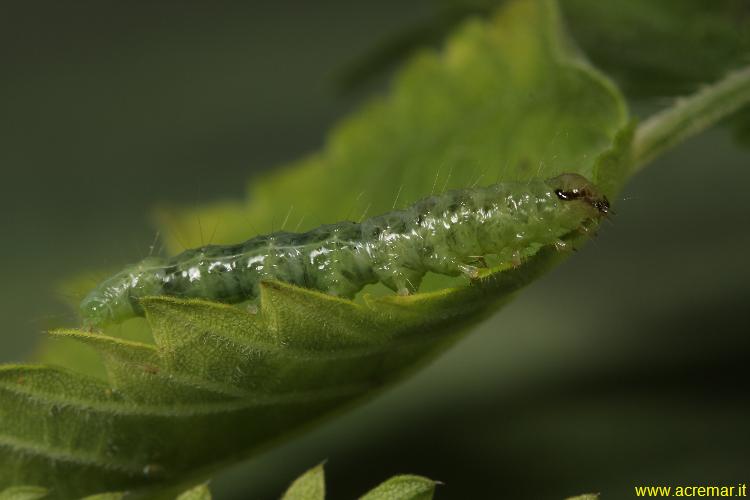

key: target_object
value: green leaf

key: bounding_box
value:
[79,494,125,500]
[360,475,436,500]
[340,0,750,143]
[175,483,211,500]
[279,465,435,500]
[0,486,127,500]
[281,463,325,500]
[2,0,630,497]
[0,487,127,500]
[55,468,437,500]
[0,486,48,500]
[156,0,627,252]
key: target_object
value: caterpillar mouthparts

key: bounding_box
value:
[551,173,610,214]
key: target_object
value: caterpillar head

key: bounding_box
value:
[547,173,610,216]
[80,257,166,329]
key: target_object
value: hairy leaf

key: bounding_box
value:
[0,487,48,500]
[359,475,436,500]
[0,487,125,500]
[279,464,435,500]
[3,0,629,497]
[156,0,627,251]
[175,483,210,500]
[339,0,750,143]
[281,464,325,500]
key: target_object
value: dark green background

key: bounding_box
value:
[1,2,748,498]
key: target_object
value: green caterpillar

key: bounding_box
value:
[80,173,609,328]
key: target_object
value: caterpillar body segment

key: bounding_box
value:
[80,173,609,327]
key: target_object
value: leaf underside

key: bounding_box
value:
[6,0,630,497]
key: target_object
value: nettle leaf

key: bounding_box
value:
[339,0,750,144]
[3,0,630,497]
[279,464,436,500]
[79,494,125,500]
[359,475,437,500]
[156,0,627,251]
[0,488,126,500]
[175,483,210,500]
[280,464,325,500]
[0,486,49,500]
[1,468,436,500]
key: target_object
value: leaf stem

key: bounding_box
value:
[633,65,750,171]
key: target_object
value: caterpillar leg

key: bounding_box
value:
[511,251,522,268]
[381,269,423,296]
[466,256,488,268]
[396,273,421,296]
[458,264,480,280]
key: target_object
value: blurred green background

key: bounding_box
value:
[1,1,748,498]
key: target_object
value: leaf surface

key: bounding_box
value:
[339,0,750,143]
[0,487,48,500]
[281,463,325,500]
[175,483,211,500]
[5,1,629,497]
[359,475,436,500]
